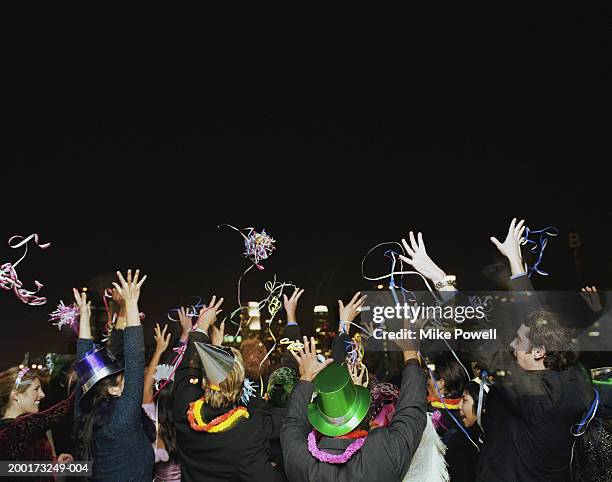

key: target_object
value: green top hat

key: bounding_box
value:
[307,363,371,437]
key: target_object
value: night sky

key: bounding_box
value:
[3,10,611,369]
[3,116,610,366]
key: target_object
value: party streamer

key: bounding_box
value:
[218,225,276,306]
[521,226,559,277]
[0,234,50,305]
[49,301,80,332]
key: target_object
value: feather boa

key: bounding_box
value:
[404,414,449,482]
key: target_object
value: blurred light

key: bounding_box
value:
[225,335,235,342]
[82,287,88,292]
[315,328,321,333]
[316,349,322,354]
[236,336,242,343]
[588,331,600,337]
[248,317,261,330]
[427,364,436,372]
[18,364,24,369]
[377,284,384,290]
[248,302,260,317]
[314,305,328,314]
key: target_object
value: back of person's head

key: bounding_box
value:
[203,348,245,409]
[155,381,177,457]
[0,366,46,417]
[75,372,123,461]
[433,353,468,398]
[524,310,578,371]
[239,338,270,381]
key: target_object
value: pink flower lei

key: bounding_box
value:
[307,429,367,464]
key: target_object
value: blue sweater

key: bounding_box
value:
[76,327,154,481]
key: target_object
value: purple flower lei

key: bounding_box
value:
[307,429,367,464]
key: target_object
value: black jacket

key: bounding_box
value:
[280,360,426,482]
[458,275,594,481]
[173,330,282,482]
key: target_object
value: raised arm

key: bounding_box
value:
[143,323,171,404]
[74,288,94,419]
[333,292,367,363]
[172,295,223,421]
[283,287,304,340]
[280,337,334,480]
[111,269,147,428]
[400,231,457,293]
[382,350,427,480]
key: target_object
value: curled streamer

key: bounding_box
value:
[361,241,438,301]
[167,296,205,322]
[0,234,51,306]
[279,337,305,352]
[521,226,559,277]
[49,301,80,332]
[345,333,369,387]
[218,224,276,306]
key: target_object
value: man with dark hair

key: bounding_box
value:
[398,221,595,481]
[511,310,578,371]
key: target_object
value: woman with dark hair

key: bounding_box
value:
[0,363,75,480]
[143,323,181,481]
[426,353,474,481]
[74,270,154,481]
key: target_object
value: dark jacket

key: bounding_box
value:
[173,330,282,482]
[280,360,427,482]
[444,423,481,482]
[76,326,154,481]
[459,275,594,481]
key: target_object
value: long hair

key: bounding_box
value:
[74,373,123,462]
[203,348,245,409]
[0,367,46,417]
[155,381,176,457]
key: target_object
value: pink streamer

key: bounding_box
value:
[0,234,51,305]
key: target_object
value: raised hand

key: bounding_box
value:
[111,287,125,308]
[338,292,367,332]
[490,218,526,277]
[154,323,171,354]
[210,320,226,346]
[283,288,305,324]
[580,286,603,313]
[112,269,147,305]
[112,269,147,327]
[348,362,366,386]
[291,336,334,382]
[178,307,194,340]
[73,288,92,339]
[73,288,91,322]
[399,231,447,284]
[195,295,224,332]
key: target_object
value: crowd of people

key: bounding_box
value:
[0,218,611,481]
